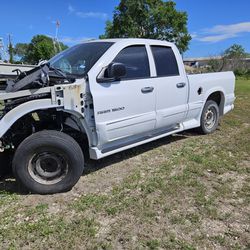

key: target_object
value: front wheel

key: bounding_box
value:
[12,130,84,194]
[199,100,220,134]
[0,152,12,177]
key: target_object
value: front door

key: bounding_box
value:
[89,45,156,147]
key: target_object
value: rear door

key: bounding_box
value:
[89,44,156,147]
[150,45,188,129]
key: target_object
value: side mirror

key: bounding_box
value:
[97,62,127,83]
[107,63,126,80]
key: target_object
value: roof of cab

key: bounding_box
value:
[83,38,174,47]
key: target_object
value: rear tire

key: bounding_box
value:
[199,100,219,134]
[12,130,84,194]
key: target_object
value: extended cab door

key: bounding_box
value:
[150,45,188,129]
[89,44,156,147]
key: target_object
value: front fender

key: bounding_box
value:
[0,99,59,138]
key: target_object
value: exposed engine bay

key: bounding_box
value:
[0,63,77,122]
[0,63,76,93]
[0,64,91,153]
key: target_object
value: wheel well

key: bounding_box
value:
[2,109,90,157]
[207,91,225,116]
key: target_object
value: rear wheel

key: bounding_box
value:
[12,130,84,194]
[199,100,220,134]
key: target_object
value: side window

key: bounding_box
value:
[151,46,179,77]
[113,45,150,79]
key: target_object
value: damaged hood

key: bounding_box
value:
[4,64,76,93]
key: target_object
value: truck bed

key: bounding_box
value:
[187,71,235,115]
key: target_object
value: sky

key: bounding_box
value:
[0,0,249,58]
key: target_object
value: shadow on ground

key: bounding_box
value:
[0,130,199,194]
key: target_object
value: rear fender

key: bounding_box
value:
[201,87,225,116]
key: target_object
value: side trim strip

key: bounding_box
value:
[101,125,177,153]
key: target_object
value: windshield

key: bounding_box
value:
[49,42,113,77]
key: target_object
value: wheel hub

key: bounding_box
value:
[205,107,217,130]
[28,152,68,185]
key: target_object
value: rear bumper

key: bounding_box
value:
[224,104,234,115]
[223,94,235,115]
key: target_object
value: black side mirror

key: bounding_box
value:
[107,63,126,80]
[97,62,127,83]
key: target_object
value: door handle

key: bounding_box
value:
[176,82,186,88]
[141,86,154,93]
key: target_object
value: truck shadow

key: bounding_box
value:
[0,129,200,194]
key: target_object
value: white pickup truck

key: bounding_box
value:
[0,39,235,194]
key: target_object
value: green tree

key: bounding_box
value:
[100,0,191,53]
[15,35,68,64]
[224,44,246,59]
[14,43,29,62]
[223,44,247,73]
[208,44,247,74]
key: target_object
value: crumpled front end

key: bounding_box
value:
[0,79,87,152]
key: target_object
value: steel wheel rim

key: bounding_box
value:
[204,106,217,130]
[28,152,68,185]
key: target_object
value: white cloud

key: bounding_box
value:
[198,33,237,43]
[68,4,75,13]
[194,22,250,43]
[190,33,198,39]
[76,11,108,19]
[45,33,94,45]
[68,4,108,20]
[205,22,250,34]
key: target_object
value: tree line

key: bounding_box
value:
[8,35,68,65]
[208,44,250,78]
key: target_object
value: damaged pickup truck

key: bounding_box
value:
[0,39,235,194]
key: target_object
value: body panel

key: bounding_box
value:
[0,99,59,138]
[144,41,189,129]
[89,77,157,147]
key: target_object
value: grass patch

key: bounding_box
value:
[0,79,249,249]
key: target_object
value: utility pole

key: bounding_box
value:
[0,37,4,61]
[7,34,14,64]
[53,20,61,55]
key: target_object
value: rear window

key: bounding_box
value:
[151,46,179,77]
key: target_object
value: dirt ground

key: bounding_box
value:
[0,79,249,249]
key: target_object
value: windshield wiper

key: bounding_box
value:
[48,64,76,81]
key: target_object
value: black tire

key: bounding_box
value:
[0,152,13,177]
[199,100,220,134]
[12,130,84,194]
